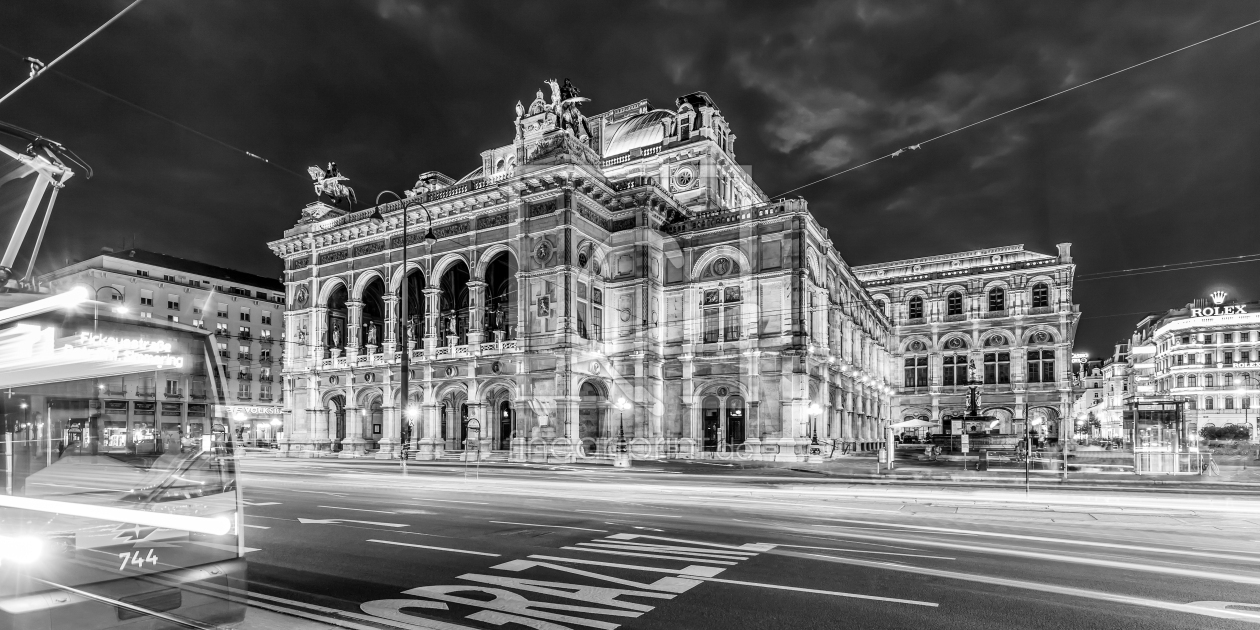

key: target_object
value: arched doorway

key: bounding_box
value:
[702,396,720,451]
[701,388,744,452]
[578,381,604,454]
[484,252,517,340]
[439,261,470,346]
[498,400,514,450]
[361,277,386,351]
[327,394,346,451]
[326,285,348,357]
[397,268,426,346]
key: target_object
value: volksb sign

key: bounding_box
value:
[1190,304,1247,317]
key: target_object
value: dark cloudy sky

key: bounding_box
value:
[1,0,1257,356]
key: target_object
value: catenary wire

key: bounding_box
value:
[0,0,147,107]
[0,43,306,181]
[773,17,1260,198]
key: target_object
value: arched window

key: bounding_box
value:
[1188,375,1197,387]
[908,296,924,320]
[1225,396,1235,410]
[947,291,963,316]
[1031,283,1050,308]
[1176,375,1185,388]
[1206,375,1215,388]
[1205,397,1214,410]
[875,299,886,316]
[988,287,1005,312]
[1225,373,1234,387]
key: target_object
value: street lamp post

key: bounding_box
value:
[614,397,631,453]
[370,192,437,458]
[92,285,127,332]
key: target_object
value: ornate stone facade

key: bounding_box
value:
[267,84,904,460]
[853,244,1080,442]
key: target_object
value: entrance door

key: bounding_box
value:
[334,408,346,451]
[726,397,745,447]
[498,401,512,450]
[459,403,469,448]
[702,396,720,452]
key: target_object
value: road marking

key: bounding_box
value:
[607,533,775,552]
[577,542,754,559]
[412,498,491,505]
[771,543,954,560]
[819,518,1260,563]
[292,490,348,497]
[370,539,501,557]
[559,546,738,565]
[575,510,682,518]
[190,541,261,554]
[320,505,399,514]
[244,524,270,530]
[528,554,726,577]
[249,590,476,630]
[784,549,1260,624]
[242,501,281,506]
[490,521,608,532]
[298,518,408,528]
[696,576,938,607]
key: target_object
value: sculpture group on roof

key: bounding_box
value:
[515,77,594,147]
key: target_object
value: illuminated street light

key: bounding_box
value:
[615,397,631,453]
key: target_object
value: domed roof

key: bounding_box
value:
[604,110,673,156]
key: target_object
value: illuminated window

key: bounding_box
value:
[947,292,963,316]
[1031,283,1049,308]
[988,287,1005,312]
[139,311,152,319]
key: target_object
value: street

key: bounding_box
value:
[234,459,1260,630]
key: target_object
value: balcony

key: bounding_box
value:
[258,395,274,402]
[260,374,274,382]
[260,336,274,345]
[236,394,253,401]
[239,331,252,340]
[218,351,230,359]
[259,356,274,365]
[189,392,209,401]
[164,389,183,399]
[136,387,156,399]
[102,385,126,396]
[238,352,253,361]
[237,373,252,381]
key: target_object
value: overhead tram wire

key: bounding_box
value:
[0,0,147,107]
[1075,253,1260,282]
[0,43,306,181]
[772,16,1260,199]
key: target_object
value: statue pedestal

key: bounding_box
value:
[446,335,459,348]
[407,340,416,351]
[330,349,342,358]
[365,344,379,356]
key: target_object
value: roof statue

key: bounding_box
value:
[307,162,357,209]
[545,78,594,146]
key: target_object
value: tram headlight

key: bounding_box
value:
[0,535,43,564]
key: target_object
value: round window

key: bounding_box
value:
[947,337,964,349]
[673,167,695,188]
[1033,331,1050,344]
[578,251,588,267]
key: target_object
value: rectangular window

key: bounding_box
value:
[240,326,251,338]
[139,311,152,319]
[109,286,125,302]
[262,311,272,325]
[576,306,588,340]
[1027,350,1055,383]
[240,308,251,322]
[260,384,273,399]
[192,306,202,315]
[167,295,179,310]
[703,307,719,344]
[1242,332,1252,342]
[260,348,271,361]
[947,293,963,316]
[592,307,603,341]
[217,342,228,357]
[137,269,150,277]
[1205,353,1213,364]
[1226,397,1235,410]
[217,303,228,318]
[1225,351,1234,365]
[167,315,179,323]
[139,289,154,306]
[192,319,204,328]
[165,379,179,395]
[237,382,251,398]
[1177,354,1184,365]
[262,329,272,338]
[942,355,966,386]
[984,352,1010,385]
[1224,333,1234,343]
[724,305,740,342]
[904,357,929,387]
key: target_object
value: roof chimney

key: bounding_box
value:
[1056,243,1072,263]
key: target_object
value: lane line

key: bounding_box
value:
[320,505,399,514]
[696,576,938,607]
[770,544,953,560]
[369,539,501,557]
[576,542,752,560]
[244,524,270,530]
[411,498,491,505]
[783,549,1260,624]
[818,518,1260,563]
[528,555,725,577]
[292,490,349,497]
[575,510,682,518]
[490,521,608,532]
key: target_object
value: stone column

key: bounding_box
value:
[415,402,441,460]
[466,280,487,346]
[346,300,363,358]
[423,287,441,352]
[312,407,331,452]
[384,294,399,353]
[376,403,399,458]
[312,306,328,359]
[340,400,366,457]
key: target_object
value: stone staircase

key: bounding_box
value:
[435,450,510,463]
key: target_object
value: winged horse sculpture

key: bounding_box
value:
[307,162,357,207]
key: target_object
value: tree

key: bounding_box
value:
[1200,425,1252,441]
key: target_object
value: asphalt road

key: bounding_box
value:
[233,458,1260,630]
